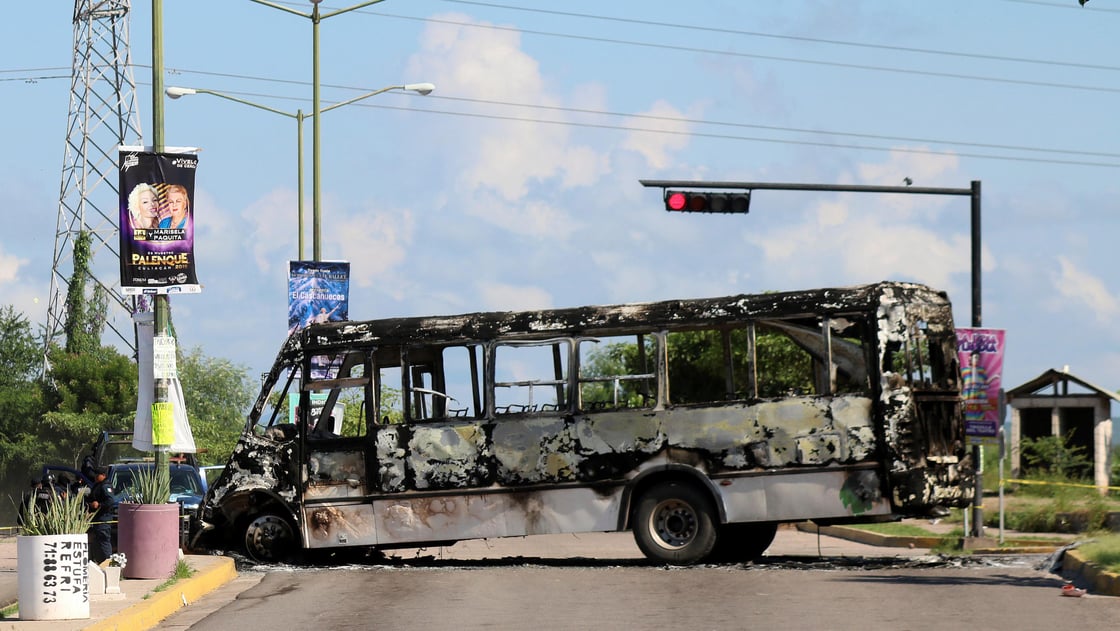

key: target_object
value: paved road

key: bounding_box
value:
[157,528,1119,630]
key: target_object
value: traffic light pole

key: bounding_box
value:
[642,178,985,537]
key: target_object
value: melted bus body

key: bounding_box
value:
[193,281,973,564]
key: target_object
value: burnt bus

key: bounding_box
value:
[192,281,973,564]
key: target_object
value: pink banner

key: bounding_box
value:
[956,327,1006,442]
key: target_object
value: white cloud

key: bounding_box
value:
[0,245,26,285]
[740,148,983,293]
[231,188,298,274]
[406,13,609,229]
[477,281,552,311]
[1051,256,1120,323]
[331,208,416,288]
[620,100,695,170]
[461,191,581,239]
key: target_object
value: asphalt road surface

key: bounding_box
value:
[159,530,1120,631]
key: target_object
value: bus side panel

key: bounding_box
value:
[718,467,892,523]
[492,416,581,484]
[659,397,878,471]
[371,488,623,546]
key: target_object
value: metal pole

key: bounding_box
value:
[970,179,984,538]
[312,5,322,262]
[297,110,305,260]
[644,177,986,532]
[151,0,169,472]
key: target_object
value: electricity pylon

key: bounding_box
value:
[44,0,144,368]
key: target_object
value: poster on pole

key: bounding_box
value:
[956,327,1006,446]
[118,147,201,295]
[287,261,350,334]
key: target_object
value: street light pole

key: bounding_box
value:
[248,0,390,260]
[152,0,170,474]
[166,83,434,260]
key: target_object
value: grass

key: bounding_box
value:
[149,560,195,596]
[0,602,17,619]
[1076,534,1120,574]
[849,522,940,537]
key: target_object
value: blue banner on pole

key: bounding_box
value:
[287,261,350,335]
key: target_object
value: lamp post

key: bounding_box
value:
[248,0,392,261]
[166,83,434,259]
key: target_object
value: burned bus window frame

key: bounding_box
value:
[302,349,372,439]
[489,338,571,416]
[576,333,659,412]
[403,343,485,422]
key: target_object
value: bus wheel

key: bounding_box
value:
[710,522,778,563]
[633,482,717,565]
[243,513,296,563]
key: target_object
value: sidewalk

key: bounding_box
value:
[0,536,236,631]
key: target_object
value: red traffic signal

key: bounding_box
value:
[664,190,750,214]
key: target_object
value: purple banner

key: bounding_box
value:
[118,150,201,294]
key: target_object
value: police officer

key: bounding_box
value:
[86,466,116,563]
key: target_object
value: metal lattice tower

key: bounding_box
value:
[45,0,144,363]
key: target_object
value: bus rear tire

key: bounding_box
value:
[632,482,717,565]
[710,522,778,562]
[243,513,296,563]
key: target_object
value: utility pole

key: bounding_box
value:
[151,0,169,473]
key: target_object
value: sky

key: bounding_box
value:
[1,0,1118,401]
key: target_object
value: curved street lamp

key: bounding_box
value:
[166,83,434,260]
[246,0,402,261]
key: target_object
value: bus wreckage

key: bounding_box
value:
[191,281,974,564]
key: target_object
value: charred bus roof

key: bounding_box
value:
[286,281,950,357]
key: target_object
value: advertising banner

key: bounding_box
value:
[956,327,1006,445]
[288,260,350,334]
[118,149,201,294]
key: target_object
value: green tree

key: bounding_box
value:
[0,306,48,515]
[40,345,137,467]
[1020,431,1091,480]
[38,229,134,468]
[177,346,255,466]
[62,231,108,355]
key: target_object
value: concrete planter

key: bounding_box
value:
[16,534,90,620]
[118,502,180,579]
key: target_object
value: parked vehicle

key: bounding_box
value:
[108,462,206,548]
[28,430,207,550]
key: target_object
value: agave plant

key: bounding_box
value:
[124,466,171,504]
[20,488,94,536]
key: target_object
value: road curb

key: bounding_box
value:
[795,522,1120,597]
[82,556,237,631]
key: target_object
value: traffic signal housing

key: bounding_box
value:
[664,190,751,214]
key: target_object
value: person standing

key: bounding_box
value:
[86,466,116,564]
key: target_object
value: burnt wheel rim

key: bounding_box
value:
[648,498,698,549]
[245,514,293,562]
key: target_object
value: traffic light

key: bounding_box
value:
[664,190,751,214]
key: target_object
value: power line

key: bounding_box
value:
[435,0,1120,73]
[135,79,1120,169]
[9,60,1118,167]
[352,11,1120,96]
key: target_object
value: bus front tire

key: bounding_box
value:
[632,482,717,565]
[243,513,296,563]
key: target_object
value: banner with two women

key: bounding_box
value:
[118,148,201,294]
